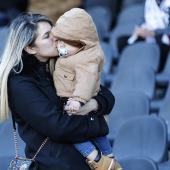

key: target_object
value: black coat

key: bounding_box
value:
[8,55,115,170]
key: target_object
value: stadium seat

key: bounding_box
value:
[158,99,170,146]
[100,41,115,75]
[110,65,156,99]
[109,23,135,58]
[0,26,8,58]
[108,90,150,145]
[116,3,144,26]
[86,6,113,34]
[118,42,160,73]
[118,156,158,170]
[151,81,170,113]
[120,0,145,10]
[0,116,26,169]
[113,116,168,163]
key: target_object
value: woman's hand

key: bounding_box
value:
[134,26,155,38]
[64,98,98,115]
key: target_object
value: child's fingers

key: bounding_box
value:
[66,100,72,106]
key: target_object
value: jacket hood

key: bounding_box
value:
[51,8,100,49]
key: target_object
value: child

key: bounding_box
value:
[51,8,122,170]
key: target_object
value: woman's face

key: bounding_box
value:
[32,22,58,62]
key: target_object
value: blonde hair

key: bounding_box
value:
[0,13,52,123]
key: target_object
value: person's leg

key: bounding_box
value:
[155,35,170,72]
[117,35,146,54]
[158,43,170,72]
[117,35,130,54]
[92,137,123,170]
[73,141,98,161]
[92,136,113,157]
[73,141,114,170]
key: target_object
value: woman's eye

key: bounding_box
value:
[45,35,49,38]
[44,33,49,39]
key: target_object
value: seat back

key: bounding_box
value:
[117,4,144,26]
[110,65,155,99]
[108,90,150,143]
[158,98,170,146]
[151,80,170,112]
[0,26,8,59]
[118,156,158,170]
[100,41,114,75]
[120,0,145,10]
[86,6,113,32]
[0,117,26,169]
[82,0,119,14]
[109,23,136,57]
[118,42,160,72]
[113,116,168,162]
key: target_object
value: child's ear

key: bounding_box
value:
[24,46,36,54]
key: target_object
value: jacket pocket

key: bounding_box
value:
[59,69,74,81]
[55,68,75,96]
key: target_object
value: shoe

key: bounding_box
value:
[112,157,123,170]
[87,155,113,170]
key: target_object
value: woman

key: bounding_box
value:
[118,0,170,72]
[0,13,115,170]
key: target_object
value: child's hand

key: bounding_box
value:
[66,99,81,114]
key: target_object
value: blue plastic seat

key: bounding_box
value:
[118,42,160,73]
[100,41,114,75]
[86,6,113,34]
[108,90,150,145]
[118,156,158,170]
[120,0,145,10]
[113,116,168,163]
[116,3,144,26]
[158,160,170,170]
[0,26,8,58]
[151,81,170,113]
[158,99,170,147]
[82,0,120,23]
[0,116,25,169]
[110,65,156,99]
[109,23,136,58]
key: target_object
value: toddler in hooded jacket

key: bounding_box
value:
[51,8,122,170]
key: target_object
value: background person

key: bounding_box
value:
[117,0,170,72]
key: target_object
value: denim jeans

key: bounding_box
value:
[73,136,113,157]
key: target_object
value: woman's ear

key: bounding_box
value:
[24,46,36,54]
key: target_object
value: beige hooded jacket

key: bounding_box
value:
[51,8,105,104]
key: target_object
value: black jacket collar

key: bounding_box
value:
[11,54,53,83]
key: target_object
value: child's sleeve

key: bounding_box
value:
[73,55,104,103]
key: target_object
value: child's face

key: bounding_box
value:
[58,40,80,56]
